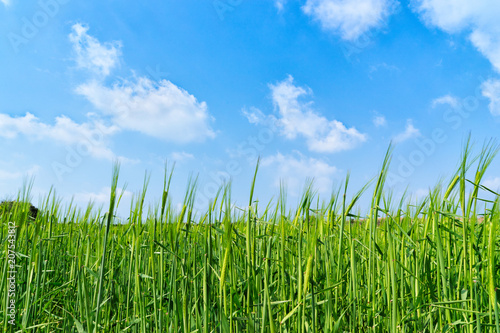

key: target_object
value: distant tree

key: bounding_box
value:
[0,200,38,220]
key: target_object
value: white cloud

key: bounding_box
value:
[0,165,39,180]
[369,62,400,74]
[393,119,420,143]
[413,188,429,200]
[71,23,216,143]
[302,0,397,40]
[432,94,460,109]
[261,152,338,194]
[74,186,132,205]
[481,79,500,116]
[242,107,271,125]
[0,169,22,180]
[76,77,216,143]
[483,177,500,191]
[0,112,120,159]
[413,0,500,72]
[69,23,122,77]
[412,0,482,32]
[1,0,11,6]
[469,30,500,73]
[266,76,365,153]
[275,0,287,11]
[373,113,387,127]
[170,151,194,162]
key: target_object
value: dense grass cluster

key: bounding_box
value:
[1,141,500,332]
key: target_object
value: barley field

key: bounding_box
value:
[1,142,499,332]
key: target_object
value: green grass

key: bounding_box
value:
[1,141,500,332]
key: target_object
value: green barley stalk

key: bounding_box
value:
[93,162,120,332]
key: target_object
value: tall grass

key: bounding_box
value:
[1,143,500,332]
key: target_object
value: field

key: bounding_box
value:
[1,142,500,332]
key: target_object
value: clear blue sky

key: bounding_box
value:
[1,0,499,216]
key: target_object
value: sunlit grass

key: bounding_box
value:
[1,140,500,332]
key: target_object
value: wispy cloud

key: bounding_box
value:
[170,151,195,162]
[242,107,271,125]
[262,152,338,194]
[74,186,132,205]
[1,0,11,7]
[0,112,120,160]
[372,113,387,127]
[302,0,398,40]
[393,119,420,143]
[481,79,500,116]
[369,62,400,74]
[258,75,366,153]
[0,165,39,180]
[69,23,122,77]
[483,177,500,191]
[275,0,287,11]
[432,94,460,109]
[412,188,430,200]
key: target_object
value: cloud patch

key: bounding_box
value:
[483,177,500,191]
[262,152,338,194]
[170,151,195,162]
[393,119,420,143]
[76,78,216,143]
[260,76,366,153]
[432,94,460,109]
[275,0,287,11]
[481,79,500,116]
[69,23,122,77]
[74,186,132,205]
[303,0,398,40]
[71,24,216,143]
[0,165,39,180]
[0,112,120,160]
[242,107,271,125]
[373,113,387,127]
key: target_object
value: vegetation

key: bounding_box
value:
[1,140,500,332]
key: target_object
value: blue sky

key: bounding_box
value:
[1,0,499,216]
